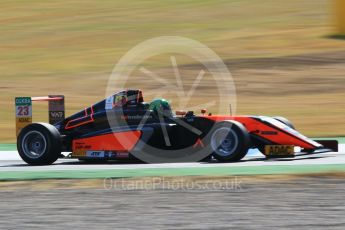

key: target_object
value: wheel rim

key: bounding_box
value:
[21,131,47,159]
[211,127,238,157]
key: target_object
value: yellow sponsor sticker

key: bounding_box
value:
[16,117,32,136]
[72,150,87,158]
[264,145,294,157]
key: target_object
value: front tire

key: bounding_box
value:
[17,123,61,165]
[208,121,250,162]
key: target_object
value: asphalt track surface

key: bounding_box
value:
[0,145,344,180]
[1,176,345,229]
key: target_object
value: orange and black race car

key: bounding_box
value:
[15,89,338,165]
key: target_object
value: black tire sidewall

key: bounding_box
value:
[207,121,250,162]
[17,123,61,165]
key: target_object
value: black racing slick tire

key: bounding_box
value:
[273,116,295,130]
[17,123,62,165]
[207,121,250,162]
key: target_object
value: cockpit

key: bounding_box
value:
[110,90,173,117]
[109,90,148,109]
[111,90,144,107]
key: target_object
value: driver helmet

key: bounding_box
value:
[149,99,173,117]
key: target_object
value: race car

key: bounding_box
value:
[15,89,338,165]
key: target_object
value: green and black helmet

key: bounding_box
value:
[149,99,173,117]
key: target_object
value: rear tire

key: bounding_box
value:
[17,123,61,165]
[207,121,250,162]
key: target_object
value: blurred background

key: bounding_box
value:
[1,0,345,143]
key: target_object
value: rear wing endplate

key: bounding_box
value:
[15,95,65,136]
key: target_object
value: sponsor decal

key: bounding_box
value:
[86,151,105,158]
[116,152,129,158]
[72,149,129,159]
[71,150,129,159]
[264,145,294,156]
[49,111,65,120]
[15,97,32,117]
[50,111,64,119]
[18,117,31,122]
[74,142,92,150]
[15,97,31,106]
[72,149,87,157]
[121,115,153,120]
[15,97,32,136]
[48,95,65,124]
[105,95,114,110]
[261,131,278,135]
[15,117,32,136]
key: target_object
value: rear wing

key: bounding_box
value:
[15,95,65,136]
